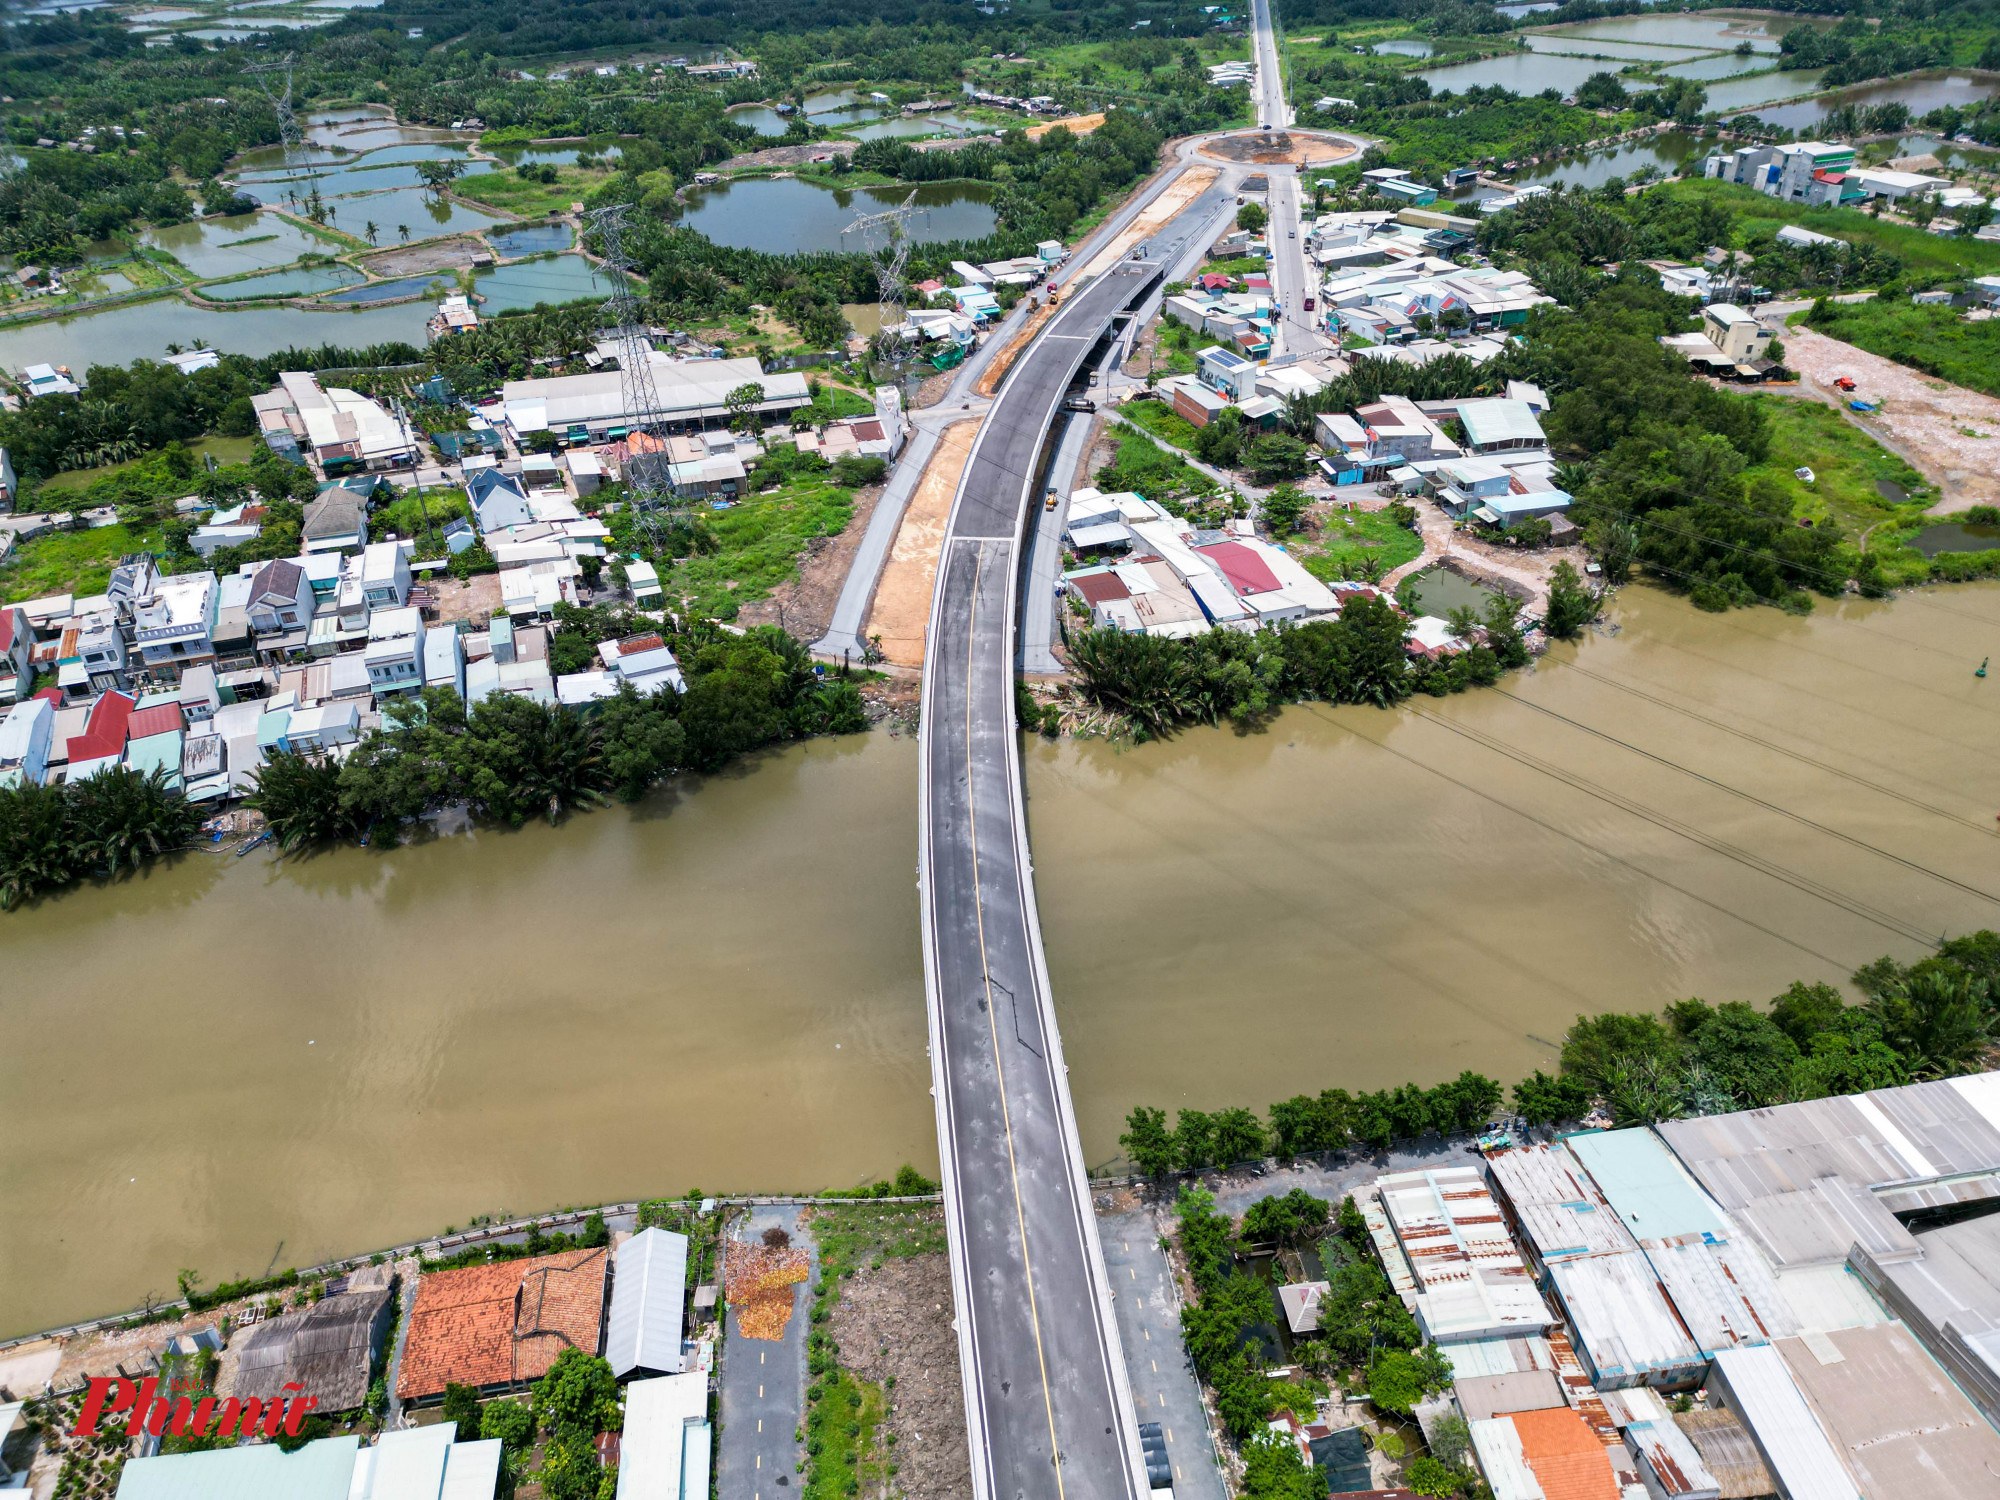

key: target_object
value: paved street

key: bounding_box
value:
[1099,1211,1228,1500]
[717,1205,815,1500]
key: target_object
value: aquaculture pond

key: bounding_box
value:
[487,222,574,255]
[140,212,345,279]
[1407,568,1503,619]
[1419,52,1661,96]
[320,273,460,304]
[203,264,367,300]
[1742,72,2000,130]
[472,255,613,312]
[676,177,998,255]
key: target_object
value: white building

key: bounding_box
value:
[364,607,426,697]
[616,1373,712,1500]
[273,372,421,472]
[499,354,810,445]
[132,573,219,681]
[0,695,54,787]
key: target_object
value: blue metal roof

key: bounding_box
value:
[116,1435,360,1500]
[1567,1128,1733,1245]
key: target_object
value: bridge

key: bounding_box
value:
[918,173,1235,1500]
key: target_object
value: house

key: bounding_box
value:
[1775,223,1845,250]
[1845,166,1949,202]
[364,607,425,696]
[1468,1407,1620,1500]
[1368,1167,1554,1342]
[1431,458,1517,518]
[1277,1281,1329,1335]
[600,633,685,695]
[469,470,534,534]
[0,605,31,702]
[607,1228,689,1381]
[0,695,54,786]
[113,1424,502,1500]
[616,1374,712,1500]
[176,663,220,726]
[271,371,420,473]
[396,1246,611,1402]
[1700,304,1769,364]
[360,541,412,609]
[567,450,604,496]
[1770,141,1855,202]
[1355,397,1458,461]
[302,493,368,554]
[21,362,80,398]
[132,573,219,682]
[217,1277,394,1414]
[1455,399,1546,455]
[625,560,664,606]
[285,702,361,753]
[1171,380,1231,429]
[1197,345,1259,401]
[424,625,464,697]
[246,558,315,641]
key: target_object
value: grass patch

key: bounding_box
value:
[1740,395,1937,587]
[454,165,609,217]
[1096,427,1211,508]
[38,435,257,495]
[1203,256,1268,276]
[1294,507,1424,582]
[0,522,158,602]
[801,1369,887,1500]
[799,383,876,421]
[658,482,855,619]
[372,485,470,541]
[1118,397,1203,452]
[1803,299,2000,400]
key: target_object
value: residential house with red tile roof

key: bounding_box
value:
[64,690,136,775]
[397,1247,610,1403]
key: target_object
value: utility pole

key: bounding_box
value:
[841,190,925,351]
[585,202,674,553]
[245,55,326,218]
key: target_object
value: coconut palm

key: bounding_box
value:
[364,220,380,245]
[248,749,356,852]
[1870,969,1993,1079]
[398,224,411,243]
[0,780,77,909]
[67,767,201,876]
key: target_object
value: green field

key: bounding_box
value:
[1293,506,1423,582]
[656,481,855,618]
[1116,397,1204,452]
[38,435,258,496]
[0,522,159,602]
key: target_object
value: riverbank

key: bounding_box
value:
[5,584,1997,1335]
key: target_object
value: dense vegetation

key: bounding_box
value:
[1118,931,1999,1169]
[0,768,204,910]
[248,619,869,849]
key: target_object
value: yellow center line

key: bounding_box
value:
[963,541,1068,1499]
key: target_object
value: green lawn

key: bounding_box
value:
[0,522,158,603]
[453,162,615,216]
[1117,398,1203,452]
[657,482,855,619]
[373,486,470,540]
[1802,299,2000,400]
[1294,507,1424,582]
[38,435,258,496]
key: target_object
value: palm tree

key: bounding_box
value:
[248,749,355,852]
[0,780,77,909]
[364,220,380,245]
[67,767,201,876]
[398,224,411,243]
[1870,969,1992,1078]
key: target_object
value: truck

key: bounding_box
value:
[1834,376,1857,392]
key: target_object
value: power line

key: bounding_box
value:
[1310,707,1868,970]
[1484,683,2000,902]
[1395,704,1945,949]
[1562,661,2000,839]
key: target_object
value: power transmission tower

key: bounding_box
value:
[246,54,326,221]
[841,190,925,341]
[585,202,672,549]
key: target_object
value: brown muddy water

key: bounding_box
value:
[6,585,2000,1335]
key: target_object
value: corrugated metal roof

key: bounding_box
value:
[1642,1237,1796,1356]
[606,1228,689,1381]
[1566,1130,1732,1245]
[112,1435,361,1499]
[1457,1371,1568,1422]
[1708,1346,1860,1500]
[1850,1211,2000,1426]
[1656,1083,2000,1270]
[1673,1409,1773,1500]
[1626,1418,1719,1499]
[1487,1144,1640,1265]
[1778,1322,2000,1500]
[1768,1265,1888,1335]
[1470,1413,1543,1500]
[1440,1336,1556,1380]
[1546,1252,1703,1387]
[1377,1167,1554,1341]
[616,1372,709,1500]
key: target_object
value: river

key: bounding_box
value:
[5,585,1999,1335]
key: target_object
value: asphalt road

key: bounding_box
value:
[1249,0,1334,359]
[717,1205,815,1500]
[1099,1214,1228,1500]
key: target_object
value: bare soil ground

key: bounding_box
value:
[717,140,859,172]
[739,480,888,643]
[1026,113,1106,140]
[826,1253,970,1500]
[430,572,502,625]
[1197,130,1359,167]
[1074,168,1218,284]
[1781,325,2000,511]
[866,418,982,665]
[360,236,491,277]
